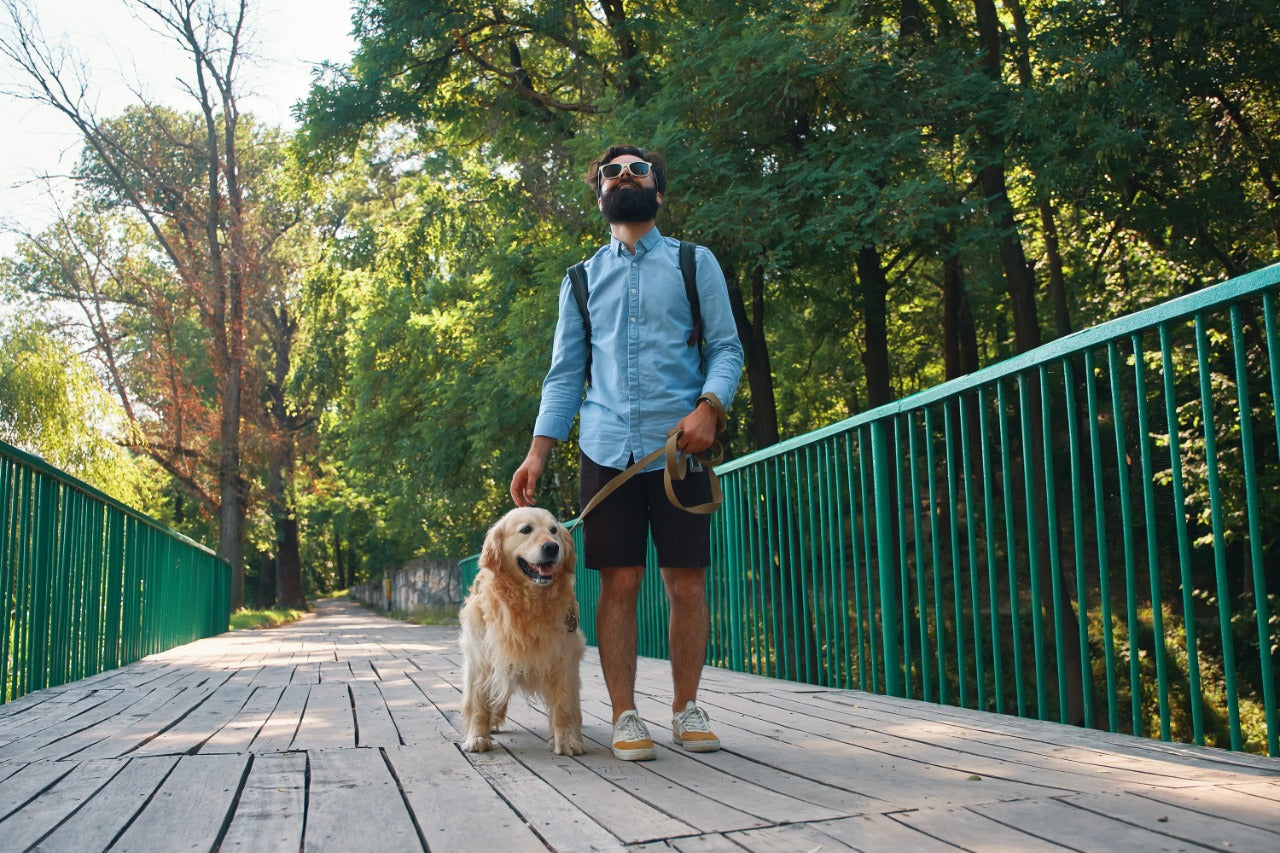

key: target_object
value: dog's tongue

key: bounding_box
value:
[533,561,554,578]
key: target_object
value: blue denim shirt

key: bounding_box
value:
[533,226,745,472]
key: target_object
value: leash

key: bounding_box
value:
[569,395,727,527]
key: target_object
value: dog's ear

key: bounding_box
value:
[560,527,576,574]
[480,519,504,572]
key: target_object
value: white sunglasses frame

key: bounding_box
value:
[598,161,653,181]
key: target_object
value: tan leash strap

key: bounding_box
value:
[576,427,724,524]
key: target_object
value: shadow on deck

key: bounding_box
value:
[1,598,1277,851]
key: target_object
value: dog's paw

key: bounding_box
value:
[462,735,493,753]
[551,733,586,756]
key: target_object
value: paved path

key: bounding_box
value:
[1,598,1277,851]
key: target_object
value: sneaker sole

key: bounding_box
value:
[612,744,656,761]
[675,738,720,752]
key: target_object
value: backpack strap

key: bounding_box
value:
[679,241,701,347]
[567,261,592,385]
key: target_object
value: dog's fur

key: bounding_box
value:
[459,507,586,755]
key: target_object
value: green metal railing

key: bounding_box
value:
[463,262,1280,756]
[1,439,231,705]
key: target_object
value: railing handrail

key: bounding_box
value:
[0,438,217,556]
[721,260,1280,472]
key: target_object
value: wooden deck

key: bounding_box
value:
[1,599,1277,852]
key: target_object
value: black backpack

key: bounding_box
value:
[567,241,701,385]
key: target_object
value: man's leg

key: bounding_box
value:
[597,565,644,723]
[660,566,708,713]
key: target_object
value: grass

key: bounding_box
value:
[346,596,459,626]
[230,607,309,630]
[389,606,459,626]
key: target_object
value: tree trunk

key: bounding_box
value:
[857,246,893,409]
[942,243,979,380]
[723,260,779,449]
[974,0,1041,354]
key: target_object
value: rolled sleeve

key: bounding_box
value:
[694,246,745,411]
[532,274,588,440]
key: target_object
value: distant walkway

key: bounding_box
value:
[1,598,1277,851]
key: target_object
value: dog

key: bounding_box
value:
[459,507,586,755]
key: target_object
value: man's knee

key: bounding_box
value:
[600,565,645,600]
[662,568,707,609]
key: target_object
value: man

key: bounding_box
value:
[510,145,744,760]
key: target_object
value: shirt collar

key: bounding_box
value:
[610,224,663,256]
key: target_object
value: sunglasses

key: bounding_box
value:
[598,161,652,180]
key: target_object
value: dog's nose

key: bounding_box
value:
[540,541,559,561]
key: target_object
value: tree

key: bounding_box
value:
[1,0,302,607]
[0,316,163,511]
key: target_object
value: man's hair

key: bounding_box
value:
[585,145,668,197]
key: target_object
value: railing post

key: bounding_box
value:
[870,420,902,697]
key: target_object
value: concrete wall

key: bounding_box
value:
[348,558,462,612]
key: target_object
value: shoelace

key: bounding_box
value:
[615,713,650,743]
[675,706,712,733]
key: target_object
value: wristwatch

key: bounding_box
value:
[695,392,727,433]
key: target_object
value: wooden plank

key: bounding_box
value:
[461,747,622,851]
[1062,790,1280,850]
[484,713,706,842]
[1133,783,1280,834]
[109,752,249,852]
[304,747,421,850]
[33,755,179,851]
[0,760,76,821]
[218,752,306,853]
[748,690,1224,792]
[1227,779,1280,803]
[132,684,253,756]
[291,682,355,751]
[889,805,1073,851]
[385,742,548,852]
[250,684,310,753]
[200,685,285,754]
[289,663,320,684]
[318,660,352,681]
[0,690,114,744]
[0,758,125,849]
[351,681,403,748]
[969,795,1205,849]
[804,689,1273,784]
[640,691,1050,811]
[571,703,846,827]
[376,675,457,744]
[69,682,230,760]
[0,689,153,761]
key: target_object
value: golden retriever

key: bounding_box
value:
[459,507,586,755]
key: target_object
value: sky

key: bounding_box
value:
[0,0,359,254]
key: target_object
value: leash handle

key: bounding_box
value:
[575,427,724,524]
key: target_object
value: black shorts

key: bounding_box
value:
[579,452,712,570]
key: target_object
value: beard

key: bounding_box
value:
[600,185,661,223]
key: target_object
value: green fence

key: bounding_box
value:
[463,262,1280,756]
[1,440,231,705]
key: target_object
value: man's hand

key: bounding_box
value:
[675,400,719,454]
[510,436,557,506]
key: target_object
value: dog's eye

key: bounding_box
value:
[519,524,532,534]
[549,526,558,534]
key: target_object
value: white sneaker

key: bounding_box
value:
[672,701,720,752]
[611,709,656,761]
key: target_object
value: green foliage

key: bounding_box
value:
[0,317,165,511]
[229,608,309,630]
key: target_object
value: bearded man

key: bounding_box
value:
[510,145,744,760]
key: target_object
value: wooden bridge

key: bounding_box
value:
[1,598,1277,851]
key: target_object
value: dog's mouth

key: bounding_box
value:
[517,556,555,586]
